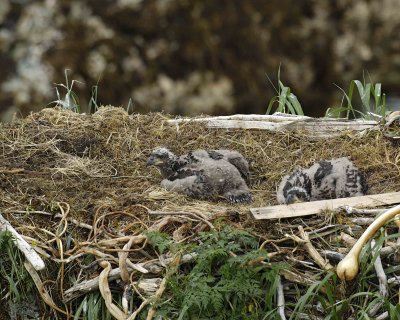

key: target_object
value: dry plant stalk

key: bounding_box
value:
[99,261,127,320]
[119,237,137,282]
[24,261,67,316]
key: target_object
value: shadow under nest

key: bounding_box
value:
[0,106,399,318]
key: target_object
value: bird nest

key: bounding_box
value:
[1,106,400,318]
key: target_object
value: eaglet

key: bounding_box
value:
[146,147,252,203]
[179,149,250,183]
[277,157,368,204]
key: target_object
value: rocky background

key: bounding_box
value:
[1,0,400,120]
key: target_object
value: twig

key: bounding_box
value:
[296,226,334,271]
[0,168,25,174]
[349,217,375,225]
[395,226,400,263]
[280,269,315,286]
[340,232,357,247]
[277,275,286,320]
[148,210,215,229]
[0,213,45,270]
[307,224,350,238]
[320,250,345,263]
[54,214,93,230]
[341,206,384,215]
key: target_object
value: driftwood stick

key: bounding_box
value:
[63,253,196,303]
[0,213,45,271]
[168,114,377,138]
[368,240,388,317]
[332,242,400,259]
[376,312,389,320]
[251,192,400,220]
[64,266,139,303]
[277,275,287,320]
[349,217,375,225]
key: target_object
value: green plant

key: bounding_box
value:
[146,226,283,320]
[146,231,174,255]
[73,292,112,320]
[325,79,388,119]
[266,68,304,116]
[289,272,339,319]
[0,231,32,301]
[294,228,400,320]
[51,69,100,113]
[0,230,35,318]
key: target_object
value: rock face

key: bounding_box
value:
[1,0,400,119]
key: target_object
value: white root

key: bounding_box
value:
[0,213,45,271]
[337,204,400,281]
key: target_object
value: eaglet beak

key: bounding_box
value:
[286,194,303,205]
[146,156,164,167]
[146,156,155,167]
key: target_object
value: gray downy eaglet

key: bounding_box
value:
[147,147,252,203]
[277,157,368,204]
